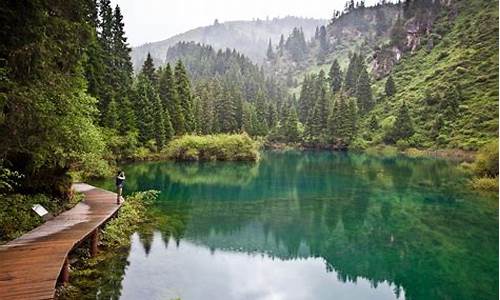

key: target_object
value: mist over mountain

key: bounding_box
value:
[131,16,326,70]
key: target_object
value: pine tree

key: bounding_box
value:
[282,102,300,142]
[356,66,373,113]
[307,72,330,139]
[104,98,119,129]
[385,75,396,97]
[174,60,195,132]
[111,5,135,134]
[278,34,285,56]
[344,53,360,93]
[254,89,269,135]
[328,59,342,93]
[390,15,406,47]
[387,101,414,142]
[141,53,157,85]
[318,26,328,63]
[134,75,155,143]
[97,0,115,117]
[369,114,379,131]
[151,92,166,149]
[267,102,278,129]
[266,39,275,60]
[159,63,185,135]
[216,88,238,133]
[328,95,354,145]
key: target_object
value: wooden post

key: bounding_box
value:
[90,229,99,257]
[61,257,70,284]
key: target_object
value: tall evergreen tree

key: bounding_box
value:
[266,39,275,60]
[174,60,195,132]
[355,66,373,113]
[328,59,342,93]
[385,75,396,97]
[133,75,155,143]
[318,25,328,63]
[159,63,185,135]
[151,92,167,149]
[387,101,414,142]
[344,53,361,93]
[141,53,157,85]
[254,89,269,135]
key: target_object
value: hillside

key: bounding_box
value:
[268,0,497,151]
[264,2,401,88]
[365,0,499,150]
[131,16,326,70]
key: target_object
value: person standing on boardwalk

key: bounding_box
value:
[115,171,125,204]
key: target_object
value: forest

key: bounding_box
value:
[0,0,498,242]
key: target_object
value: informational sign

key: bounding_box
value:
[32,204,49,217]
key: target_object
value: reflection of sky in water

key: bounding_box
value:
[121,232,404,300]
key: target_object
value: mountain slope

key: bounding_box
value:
[365,0,498,150]
[131,16,326,70]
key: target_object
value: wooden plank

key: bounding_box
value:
[0,183,123,300]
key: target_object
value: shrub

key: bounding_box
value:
[473,139,499,177]
[164,133,260,161]
[101,190,158,248]
[471,177,498,191]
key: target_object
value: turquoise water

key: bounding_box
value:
[92,151,498,300]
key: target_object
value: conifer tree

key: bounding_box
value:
[328,59,342,93]
[254,89,269,135]
[266,39,275,60]
[282,102,300,142]
[318,25,328,62]
[344,53,360,93]
[159,64,185,135]
[104,98,119,129]
[307,72,330,138]
[141,53,157,85]
[134,75,155,143]
[216,88,238,133]
[390,15,406,47]
[278,34,285,56]
[356,66,373,113]
[385,75,396,97]
[174,60,195,133]
[369,114,379,131]
[387,101,414,142]
[151,92,167,149]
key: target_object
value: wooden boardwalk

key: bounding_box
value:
[0,183,122,299]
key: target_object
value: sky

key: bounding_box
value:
[112,0,382,46]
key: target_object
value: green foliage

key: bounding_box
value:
[165,134,260,161]
[355,66,374,113]
[174,60,196,133]
[159,63,185,135]
[328,59,343,93]
[101,190,158,248]
[0,192,83,243]
[470,177,498,192]
[141,53,157,85]
[385,75,396,97]
[385,101,414,144]
[473,139,499,178]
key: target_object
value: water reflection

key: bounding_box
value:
[120,233,403,300]
[90,151,498,300]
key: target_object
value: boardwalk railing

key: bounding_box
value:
[0,183,123,300]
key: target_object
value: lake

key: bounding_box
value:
[90,151,498,300]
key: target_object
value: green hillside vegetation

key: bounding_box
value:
[361,0,498,151]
